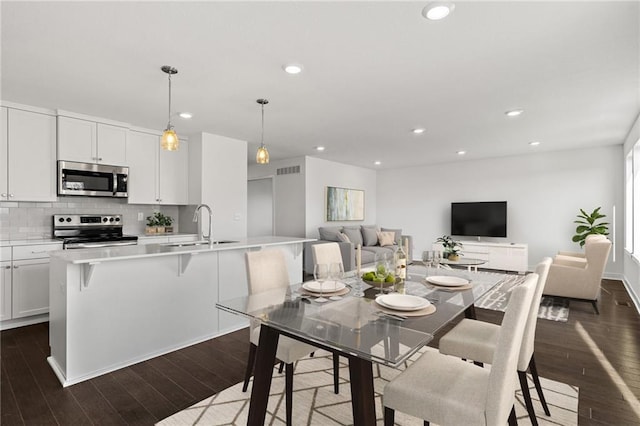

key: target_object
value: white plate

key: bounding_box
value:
[303,280,346,293]
[426,276,470,287]
[376,294,430,311]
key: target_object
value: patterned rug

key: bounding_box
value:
[475,275,570,322]
[158,349,578,425]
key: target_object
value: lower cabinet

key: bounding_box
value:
[0,261,11,321]
[1,242,62,328]
[433,241,528,273]
[12,258,50,318]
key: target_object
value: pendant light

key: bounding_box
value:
[256,98,270,164]
[161,65,180,151]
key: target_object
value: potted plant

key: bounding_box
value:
[146,212,174,234]
[572,207,609,247]
[436,235,463,261]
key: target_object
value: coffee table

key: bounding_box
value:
[439,257,487,272]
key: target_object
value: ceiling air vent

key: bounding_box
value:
[276,165,300,175]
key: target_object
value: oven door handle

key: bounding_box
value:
[113,172,118,196]
[65,241,138,249]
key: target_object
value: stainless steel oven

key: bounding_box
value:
[53,214,138,249]
[58,160,128,197]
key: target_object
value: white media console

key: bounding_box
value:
[432,241,528,273]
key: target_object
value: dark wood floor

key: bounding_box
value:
[1,279,639,425]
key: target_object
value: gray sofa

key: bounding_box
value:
[304,225,413,274]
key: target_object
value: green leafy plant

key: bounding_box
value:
[436,235,463,256]
[572,207,609,247]
[146,212,174,227]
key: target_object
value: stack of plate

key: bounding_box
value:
[425,276,469,287]
[375,294,430,311]
[302,280,346,294]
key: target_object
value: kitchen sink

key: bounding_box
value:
[162,240,238,248]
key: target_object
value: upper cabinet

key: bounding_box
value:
[57,113,128,166]
[126,129,188,205]
[0,105,57,202]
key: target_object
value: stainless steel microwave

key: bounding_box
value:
[58,161,129,197]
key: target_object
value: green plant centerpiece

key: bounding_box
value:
[572,207,609,247]
[146,212,174,234]
[436,235,463,261]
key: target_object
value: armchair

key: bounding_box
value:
[543,236,612,314]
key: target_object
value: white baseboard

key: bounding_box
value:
[1,314,48,330]
[620,275,640,315]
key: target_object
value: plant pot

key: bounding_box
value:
[145,226,157,234]
[156,226,165,234]
[164,226,174,233]
[448,254,460,261]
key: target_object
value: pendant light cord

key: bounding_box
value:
[260,102,265,147]
[167,73,172,130]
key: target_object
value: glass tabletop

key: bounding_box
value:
[216,265,508,367]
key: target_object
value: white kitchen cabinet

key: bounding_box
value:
[218,249,249,332]
[0,106,57,202]
[0,261,11,321]
[12,258,50,318]
[126,129,188,205]
[57,115,127,165]
[1,243,63,325]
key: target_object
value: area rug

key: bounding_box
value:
[157,349,578,426]
[475,275,570,322]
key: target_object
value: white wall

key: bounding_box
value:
[623,113,640,308]
[183,132,248,240]
[247,178,274,237]
[377,146,623,273]
[305,157,377,238]
[248,157,306,237]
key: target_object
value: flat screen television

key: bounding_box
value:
[451,201,507,238]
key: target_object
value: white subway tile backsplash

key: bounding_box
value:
[2,196,182,240]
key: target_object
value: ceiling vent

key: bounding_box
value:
[277,165,300,175]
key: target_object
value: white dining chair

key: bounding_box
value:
[311,242,344,393]
[439,258,552,425]
[383,273,538,426]
[242,249,319,426]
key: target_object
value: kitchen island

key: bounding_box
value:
[47,236,313,387]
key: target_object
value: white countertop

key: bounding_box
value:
[50,236,316,264]
[0,238,62,247]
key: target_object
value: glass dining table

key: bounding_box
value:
[216,264,511,426]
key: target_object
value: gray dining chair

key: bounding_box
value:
[383,273,538,426]
[439,258,552,425]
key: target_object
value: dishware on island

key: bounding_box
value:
[313,263,329,303]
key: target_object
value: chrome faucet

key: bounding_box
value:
[193,204,213,243]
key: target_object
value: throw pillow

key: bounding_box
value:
[381,227,402,245]
[319,226,343,242]
[337,232,351,243]
[361,225,379,246]
[377,231,396,247]
[342,226,364,246]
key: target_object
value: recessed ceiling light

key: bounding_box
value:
[283,64,303,74]
[178,112,193,119]
[529,141,541,146]
[412,128,426,134]
[315,146,325,151]
[457,150,466,155]
[374,161,382,165]
[422,2,455,20]
[505,109,524,117]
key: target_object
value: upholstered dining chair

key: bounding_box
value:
[311,242,345,393]
[242,249,320,426]
[438,258,553,426]
[383,273,538,426]
[544,235,612,314]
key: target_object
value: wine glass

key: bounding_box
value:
[374,252,390,294]
[313,263,329,303]
[328,262,344,301]
[422,250,434,278]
